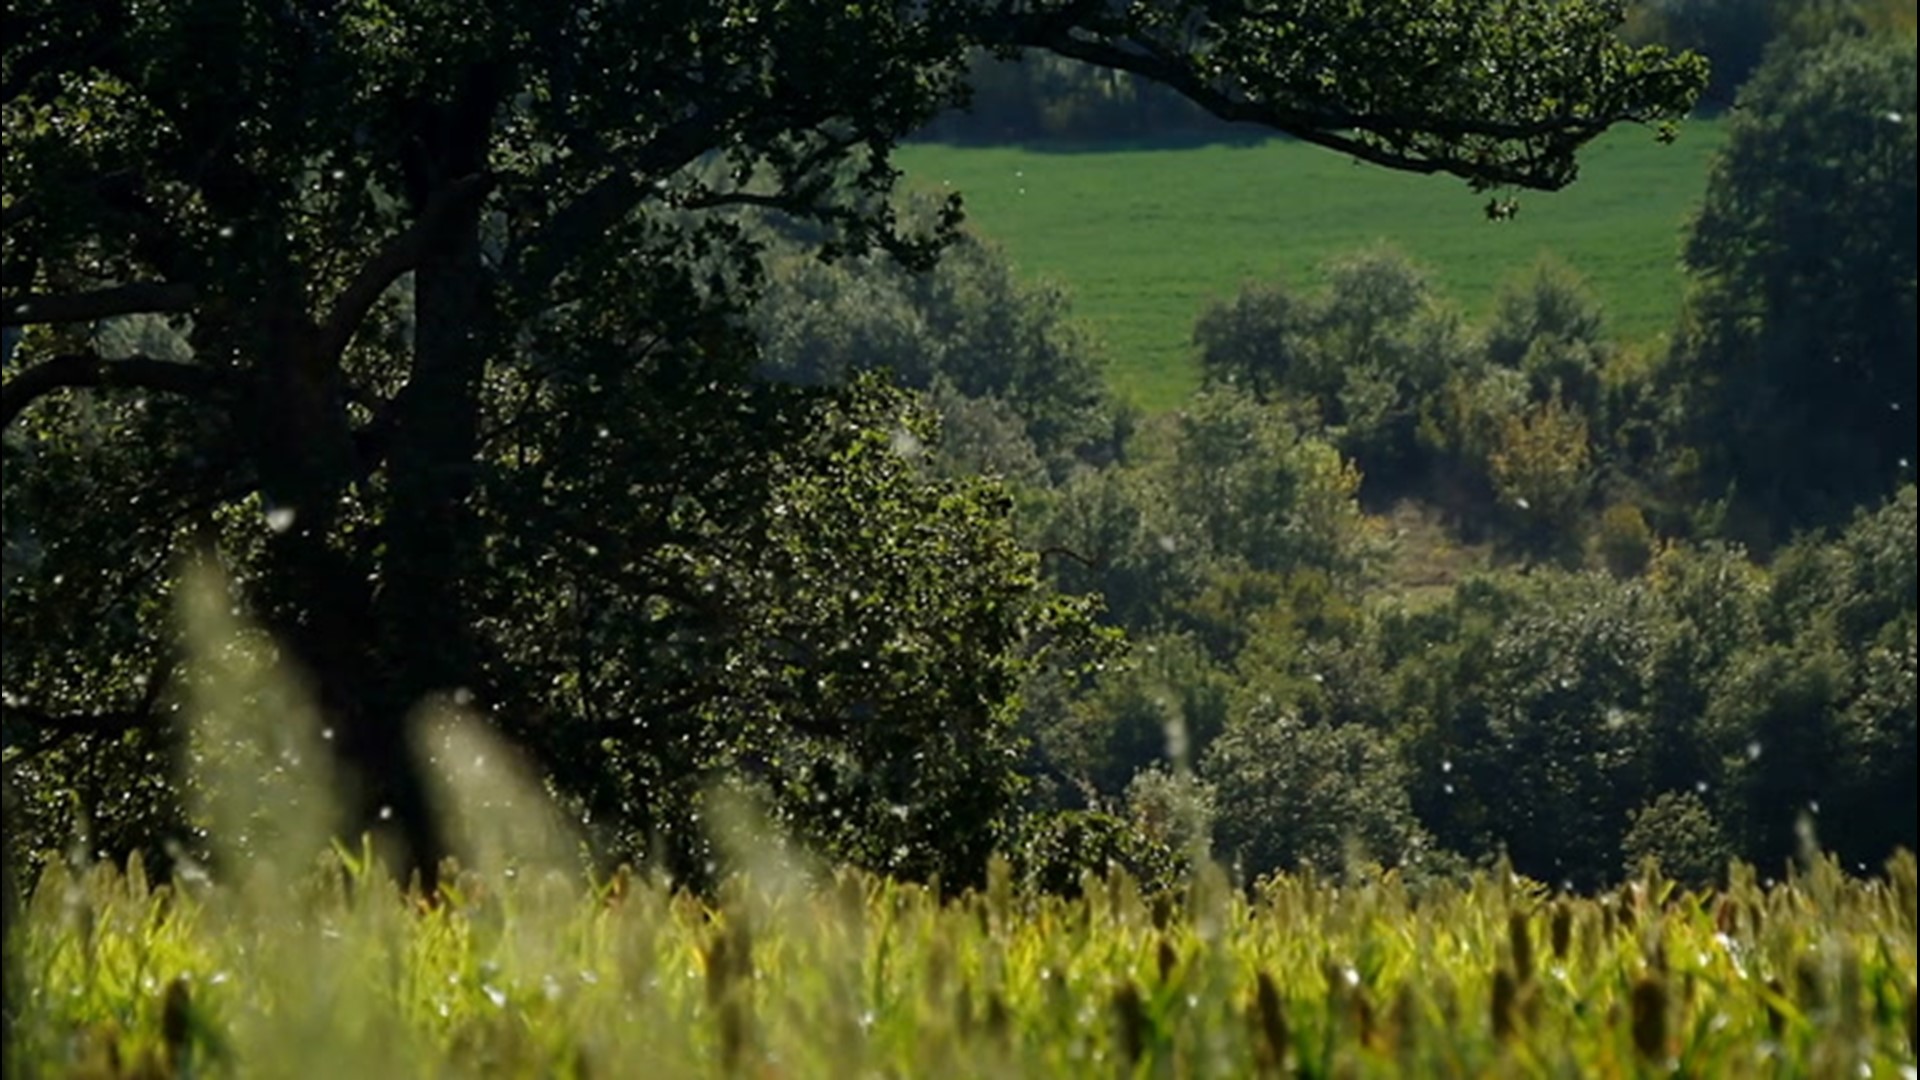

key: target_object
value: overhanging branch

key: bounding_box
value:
[3,283,198,328]
[1001,26,1620,191]
[1,352,221,428]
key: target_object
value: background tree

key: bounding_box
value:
[1623,0,1783,107]
[1385,570,1661,888]
[1666,31,1916,543]
[1194,247,1468,497]
[916,47,1229,144]
[752,231,1115,477]
[1709,486,1918,869]
[1033,386,1373,640]
[1202,706,1427,881]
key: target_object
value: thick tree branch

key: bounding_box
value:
[2,660,171,756]
[2,699,152,736]
[315,172,497,362]
[505,112,737,298]
[2,706,157,759]
[2,283,198,328]
[1,352,221,429]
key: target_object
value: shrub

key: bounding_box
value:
[1006,809,1184,896]
[1597,503,1656,577]
[1203,710,1426,881]
[1621,790,1733,889]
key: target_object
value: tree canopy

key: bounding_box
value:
[1,0,1705,884]
[1669,31,1916,539]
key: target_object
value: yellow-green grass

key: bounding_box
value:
[897,121,1729,411]
[12,851,1917,1078]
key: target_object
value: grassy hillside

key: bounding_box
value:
[897,121,1728,410]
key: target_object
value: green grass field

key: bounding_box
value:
[897,121,1729,410]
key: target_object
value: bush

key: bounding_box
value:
[1488,398,1594,550]
[1622,790,1733,890]
[753,234,1113,474]
[1124,765,1216,862]
[1006,809,1185,896]
[1193,246,1468,495]
[1203,710,1426,881]
[1596,503,1656,577]
[1386,569,1661,888]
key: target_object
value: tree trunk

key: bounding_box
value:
[366,227,491,892]
[248,307,452,890]
[360,68,508,887]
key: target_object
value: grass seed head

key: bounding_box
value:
[1391,982,1419,1061]
[986,991,1011,1041]
[955,978,975,1036]
[1795,955,1824,1013]
[717,997,748,1070]
[161,977,192,1063]
[1251,970,1289,1077]
[1508,910,1534,984]
[1764,977,1787,1038]
[1549,899,1572,962]
[1355,988,1377,1050]
[927,935,951,990]
[1151,892,1174,932]
[1643,922,1668,976]
[1906,983,1915,1059]
[1630,974,1668,1063]
[1491,968,1518,1042]
[1837,946,1863,1034]
[1113,980,1148,1065]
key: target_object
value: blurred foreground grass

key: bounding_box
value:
[10,848,1917,1078]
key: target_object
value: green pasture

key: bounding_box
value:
[897,121,1729,410]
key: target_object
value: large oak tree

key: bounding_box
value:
[1,1,1704,882]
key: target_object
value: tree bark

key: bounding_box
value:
[245,298,452,889]
[371,219,490,889]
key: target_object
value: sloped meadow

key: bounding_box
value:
[5,567,1915,1078]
